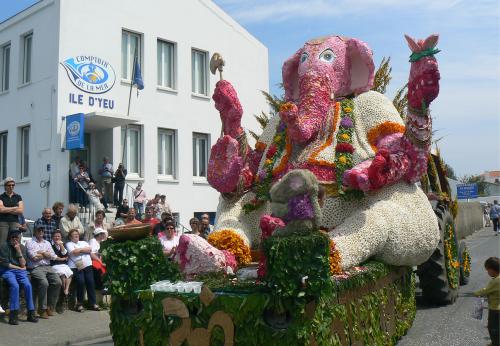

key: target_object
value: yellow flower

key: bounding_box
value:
[340,133,350,141]
[343,107,352,113]
[274,135,282,143]
[265,159,273,166]
[338,155,347,165]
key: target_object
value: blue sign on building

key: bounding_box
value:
[66,113,85,150]
[457,183,478,199]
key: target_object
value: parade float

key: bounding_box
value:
[102,33,467,345]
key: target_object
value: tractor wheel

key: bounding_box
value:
[458,241,471,286]
[417,206,459,305]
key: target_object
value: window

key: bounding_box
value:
[121,126,141,175]
[158,129,176,178]
[22,33,32,84]
[121,30,141,80]
[0,132,7,180]
[20,126,29,179]
[157,40,175,89]
[191,49,208,95]
[193,133,209,178]
[1,44,10,92]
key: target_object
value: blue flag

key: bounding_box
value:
[133,58,144,90]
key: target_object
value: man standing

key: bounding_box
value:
[34,208,58,241]
[0,229,38,325]
[98,157,113,207]
[0,178,23,242]
[26,227,62,318]
[490,200,500,235]
[200,213,214,239]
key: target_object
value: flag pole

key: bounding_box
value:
[123,46,137,164]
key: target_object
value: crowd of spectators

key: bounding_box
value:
[0,177,215,325]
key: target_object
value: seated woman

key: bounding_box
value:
[158,221,179,258]
[89,228,107,292]
[65,229,100,312]
[50,230,73,303]
[188,217,201,236]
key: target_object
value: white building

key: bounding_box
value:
[0,0,269,227]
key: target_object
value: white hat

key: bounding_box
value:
[93,227,106,236]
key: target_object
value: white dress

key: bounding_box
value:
[51,243,73,278]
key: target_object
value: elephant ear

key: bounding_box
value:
[346,38,375,95]
[282,48,302,102]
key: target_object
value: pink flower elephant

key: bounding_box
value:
[204,34,442,271]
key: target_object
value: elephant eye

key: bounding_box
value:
[300,52,309,63]
[319,49,336,63]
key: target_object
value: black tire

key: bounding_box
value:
[458,241,470,286]
[417,206,458,305]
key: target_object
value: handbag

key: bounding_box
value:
[471,297,484,320]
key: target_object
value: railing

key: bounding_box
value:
[124,183,137,207]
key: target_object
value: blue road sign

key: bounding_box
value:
[457,183,478,199]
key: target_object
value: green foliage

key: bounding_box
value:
[101,237,181,299]
[249,90,284,142]
[393,84,408,119]
[264,232,333,301]
[372,57,392,94]
[444,163,457,180]
[109,260,416,345]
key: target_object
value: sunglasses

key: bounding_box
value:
[166,227,175,230]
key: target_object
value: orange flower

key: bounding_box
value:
[207,230,252,266]
[329,239,342,275]
[255,141,266,152]
[280,102,294,113]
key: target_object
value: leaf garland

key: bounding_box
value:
[443,223,459,289]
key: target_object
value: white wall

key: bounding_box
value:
[0,0,269,225]
[0,0,60,220]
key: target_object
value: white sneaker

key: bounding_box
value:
[0,305,4,314]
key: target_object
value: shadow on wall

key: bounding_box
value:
[456,202,483,239]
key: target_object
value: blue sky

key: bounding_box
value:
[1,0,499,177]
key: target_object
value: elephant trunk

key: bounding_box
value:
[283,71,333,143]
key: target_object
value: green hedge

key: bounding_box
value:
[105,234,416,345]
[108,262,415,345]
[101,237,181,299]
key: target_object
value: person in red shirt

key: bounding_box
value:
[142,206,159,227]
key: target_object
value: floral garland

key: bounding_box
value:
[443,223,459,289]
[462,246,471,278]
[336,98,364,200]
[243,119,288,214]
[207,229,252,266]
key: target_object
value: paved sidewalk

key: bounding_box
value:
[398,226,500,346]
[0,309,110,346]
